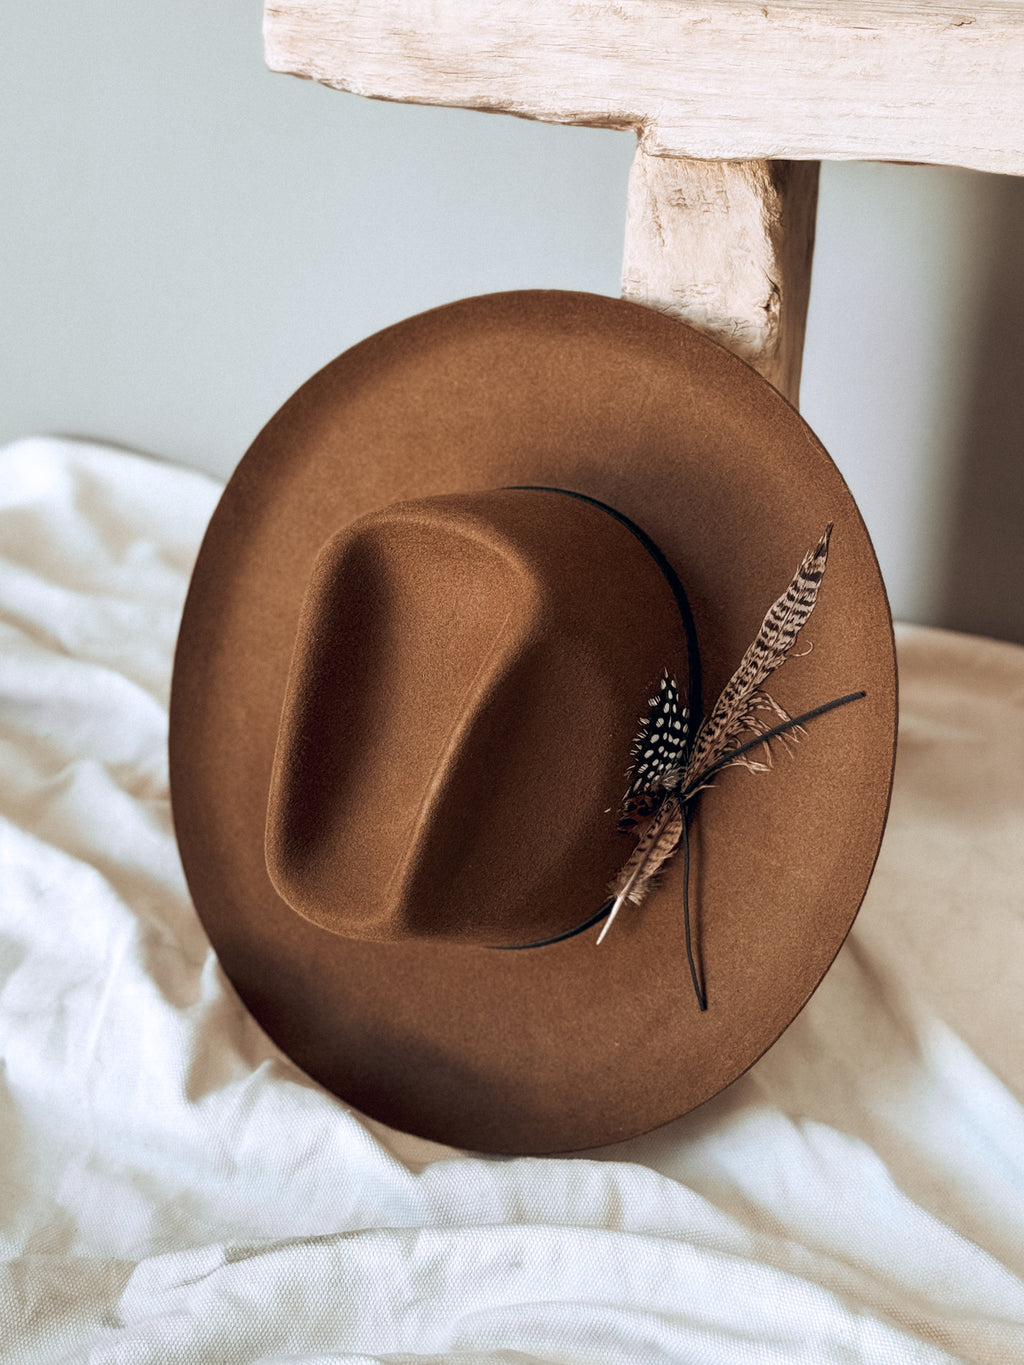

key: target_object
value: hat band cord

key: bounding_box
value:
[487,488,865,1016]
[489,484,704,953]
[505,485,704,727]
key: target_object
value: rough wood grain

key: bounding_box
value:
[264,0,1024,176]
[622,153,819,403]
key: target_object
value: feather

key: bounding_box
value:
[619,672,689,831]
[601,526,835,949]
[679,524,832,794]
[599,797,683,943]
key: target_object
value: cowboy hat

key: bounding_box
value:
[169,290,896,1153]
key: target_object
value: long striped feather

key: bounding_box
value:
[679,525,832,793]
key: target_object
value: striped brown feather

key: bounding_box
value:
[680,524,832,792]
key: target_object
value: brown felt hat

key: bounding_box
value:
[169,290,897,1154]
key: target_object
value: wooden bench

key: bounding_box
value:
[263,0,1024,407]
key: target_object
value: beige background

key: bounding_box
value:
[3,1,1022,642]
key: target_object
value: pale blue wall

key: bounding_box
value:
[3,2,1022,640]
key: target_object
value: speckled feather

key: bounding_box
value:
[619,673,689,833]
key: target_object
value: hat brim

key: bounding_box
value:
[170,291,896,1154]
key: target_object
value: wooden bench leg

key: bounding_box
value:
[621,148,820,408]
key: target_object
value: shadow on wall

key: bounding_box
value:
[940,173,1024,646]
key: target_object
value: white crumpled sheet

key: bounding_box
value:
[2,436,1023,1364]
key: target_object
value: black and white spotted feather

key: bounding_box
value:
[619,673,689,833]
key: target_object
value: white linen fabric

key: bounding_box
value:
[1,436,1023,1365]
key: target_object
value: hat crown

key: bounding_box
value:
[264,488,692,946]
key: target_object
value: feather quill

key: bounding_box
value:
[679,524,832,794]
